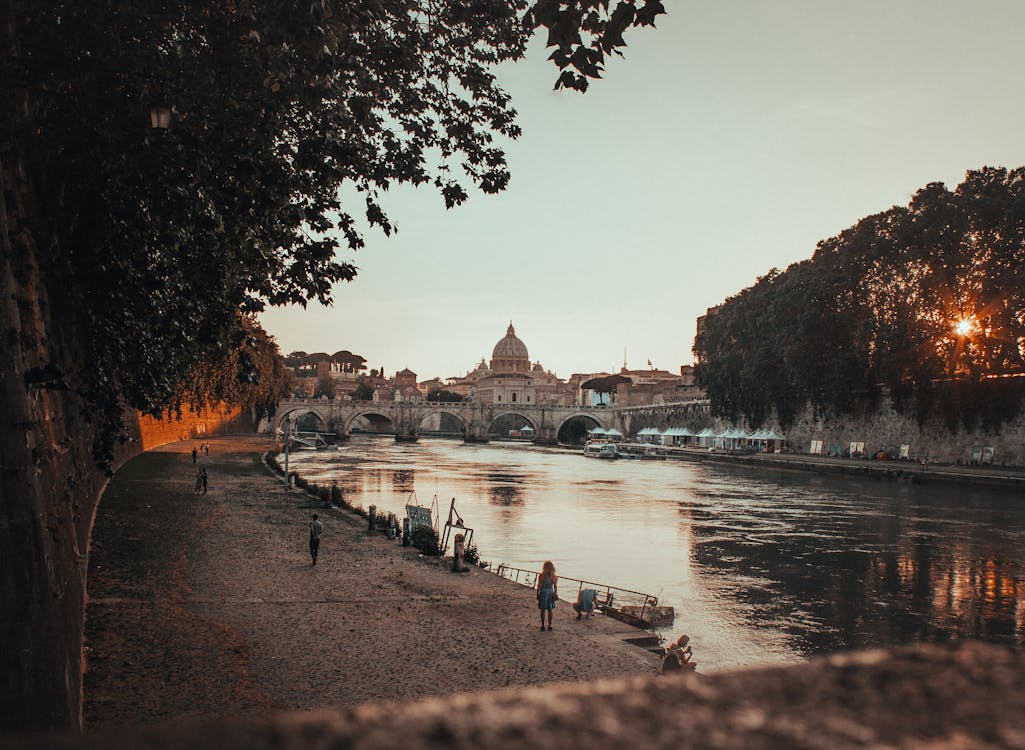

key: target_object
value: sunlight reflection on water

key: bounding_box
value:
[284,436,1025,672]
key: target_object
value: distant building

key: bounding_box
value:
[473,323,535,405]
[465,323,571,406]
[395,367,417,388]
[694,305,722,362]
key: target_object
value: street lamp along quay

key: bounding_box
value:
[281,415,293,489]
[149,105,171,130]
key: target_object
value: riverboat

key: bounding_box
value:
[584,440,619,459]
[617,443,665,460]
[603,603,675,629]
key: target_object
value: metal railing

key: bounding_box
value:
[487,563,659,616]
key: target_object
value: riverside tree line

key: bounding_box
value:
[694,167,1025,434]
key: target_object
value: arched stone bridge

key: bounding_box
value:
[272,397,711,444]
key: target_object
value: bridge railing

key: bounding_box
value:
[279,398,589,409]
[279,396,709,411]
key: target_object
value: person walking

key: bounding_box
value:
[191,446,198,464]
[194,468,203,495]
[200,468,208,495]
[309,513,324,566]
[536,560,558,631]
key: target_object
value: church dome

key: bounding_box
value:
[492,323,528,361]
[490,323,530,373]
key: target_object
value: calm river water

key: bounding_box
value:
[284,436,1025,672]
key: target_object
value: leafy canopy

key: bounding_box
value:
[12,0,664,448]
[693,167,1025,431]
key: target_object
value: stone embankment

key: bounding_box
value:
[659,446,1025,490]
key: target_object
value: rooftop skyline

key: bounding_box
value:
[260,2,1025,380]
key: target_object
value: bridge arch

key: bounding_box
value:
[487,411,538,438]
[345,409,397,435]
[274,407,329,432]
[555,413,605,445]
[417,409,468,437]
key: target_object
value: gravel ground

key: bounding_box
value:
[83,436,658,730]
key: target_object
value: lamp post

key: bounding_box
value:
[282,416,292,489]
[149,106,172,130]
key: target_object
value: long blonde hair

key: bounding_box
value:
[540,560,556,583]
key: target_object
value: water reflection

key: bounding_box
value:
[391,469,415,493]
[285,436,1025,670]
[489,485,523,505]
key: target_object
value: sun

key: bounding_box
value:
[955,318,974,336]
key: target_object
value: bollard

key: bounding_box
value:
[452,533,465,572]
[387,513,398,539]
[368,505,377,533]
[402,518,411,546]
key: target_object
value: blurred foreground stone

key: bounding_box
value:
[5,642,1025,749]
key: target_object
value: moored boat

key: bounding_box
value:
[584,440,619,459]
[602,601,675,629]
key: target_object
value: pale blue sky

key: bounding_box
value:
[261,1,1025,381]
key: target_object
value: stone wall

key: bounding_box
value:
[132,405,253,452]
[783,400,1025,467]
[620,397,1025,467]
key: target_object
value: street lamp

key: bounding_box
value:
[282,416,292,489]
[149,106,172,130]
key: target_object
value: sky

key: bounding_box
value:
[260,1,1025,382]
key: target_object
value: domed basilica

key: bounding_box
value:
[490,323,530,374]
[466,323,563,405]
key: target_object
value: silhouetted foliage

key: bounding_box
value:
[581,374,631,404]
[11,0,663,459]
[178,317,294,419]
[349,382,374,401]
[411,525,441,556]
[426,389,464,402]
[314,375,336,399]
[694,168,1025,431]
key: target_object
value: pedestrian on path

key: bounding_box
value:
[194,468,203,495]
[192,446,198,464]
[536,560,558,631]
[309,514,324,566]
[201,468,208,495]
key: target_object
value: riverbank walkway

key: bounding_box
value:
[657,445,1025,490]
[83,436,658,729]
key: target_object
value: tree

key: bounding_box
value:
[581,374,631,404]
[179,316,295,420]
[1,0,665,730]
[694,168,1025,430]
[426,389,465,403]
[331,350,368,373]
[314,375,336,399]
[349,382,375,401]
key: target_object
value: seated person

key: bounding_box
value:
[660,633,695,673]
[573,588,599,619]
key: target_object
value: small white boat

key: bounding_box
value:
[584,440,619,459]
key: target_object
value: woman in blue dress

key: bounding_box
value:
[536,560,558,631]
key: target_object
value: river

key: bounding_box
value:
[283,436,1025,672]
